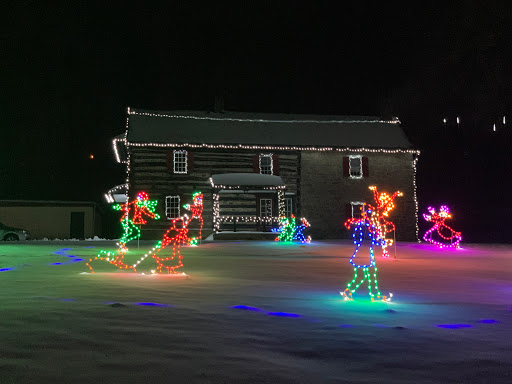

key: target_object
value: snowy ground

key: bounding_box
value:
[0,240,511,383]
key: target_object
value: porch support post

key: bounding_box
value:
[277,190,285,217]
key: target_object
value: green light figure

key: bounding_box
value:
[275,216,297,242]
[113,191,160,249]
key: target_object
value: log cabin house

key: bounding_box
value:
[109,108,419,241]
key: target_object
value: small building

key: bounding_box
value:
[110,108,420,240]
[0,200,101,240]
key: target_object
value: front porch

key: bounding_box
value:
[210,173,287,240]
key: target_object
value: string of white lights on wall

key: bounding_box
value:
[413,155,420,242]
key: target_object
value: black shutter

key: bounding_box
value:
[166,151,174,173]
[253,154,259,173]
[343,157,349,177]
[272,154,280,175]
[362,156,369,177]
[187,151,194,173]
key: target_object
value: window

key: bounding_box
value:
[259,154,273,175]
[260,198,272,217]
[285,197,293,217]
[351,202,366,219]
[349,155,362,178]
[173,150,187,174]
[165,195,180,219]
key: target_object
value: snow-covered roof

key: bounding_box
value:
[104,184,128,203]
[125,108,413,149]
[210,173,286,190]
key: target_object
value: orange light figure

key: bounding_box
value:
[344,186,402,258]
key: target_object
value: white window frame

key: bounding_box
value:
[259,153,273,175]
[351,201,366,219]
[260,198,272,217]
[285,197,293,217]
[173,150,188,174]
[349,155,363,179]
[165,195,180,219]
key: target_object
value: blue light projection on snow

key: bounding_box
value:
[231,305,301,318]
[478,319,498,324]
[135,302,173,307]
[436,324,472,329]
[267,312,301,318]
[0,267,15,272]
[231,305,263,311]
[50,247,85,265]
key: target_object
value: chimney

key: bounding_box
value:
[214,95,224,113]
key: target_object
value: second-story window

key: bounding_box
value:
[259,154,273,174]
[349,155,362,178]
[173,150,187,174]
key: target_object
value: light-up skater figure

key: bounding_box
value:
[423,205,461,248]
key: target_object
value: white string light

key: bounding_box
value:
[128,109,400,125]
[413,154,420,242]
[120,141,418,156]
[104,184,129,203]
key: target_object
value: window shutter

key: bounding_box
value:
[253,154,259,173]
[362,156,369,177]
[187,151,194,173]
[343,157,349,177]
[166,151,174,173]
[346,203,352,219]
[272,154,280,175]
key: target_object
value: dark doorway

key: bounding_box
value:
[70,212,85,239]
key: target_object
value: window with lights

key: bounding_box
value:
[349,155,362,178]
[259,154,273,175]
[165,195,180,219]
[259,198,272,217]
[350,202,366,219]
[173,150,187,174]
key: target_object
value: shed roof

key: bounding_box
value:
[126,108,412,149]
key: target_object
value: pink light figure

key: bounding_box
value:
[423,205,461,249]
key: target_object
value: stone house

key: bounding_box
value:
[110,108,419,240]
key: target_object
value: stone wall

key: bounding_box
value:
[300,151,418,241]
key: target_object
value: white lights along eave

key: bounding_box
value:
[119,140,419,155]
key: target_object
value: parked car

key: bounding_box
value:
[0,221,30,241]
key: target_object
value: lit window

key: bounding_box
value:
[259,154,273,175]
[349,155,362,178]
[260,198,272,217]
[351,202,366,219]
[165,195,180,219]
[173,150,187,174]
[285,198,293,217]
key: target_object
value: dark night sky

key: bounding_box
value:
[2,1,511,242]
